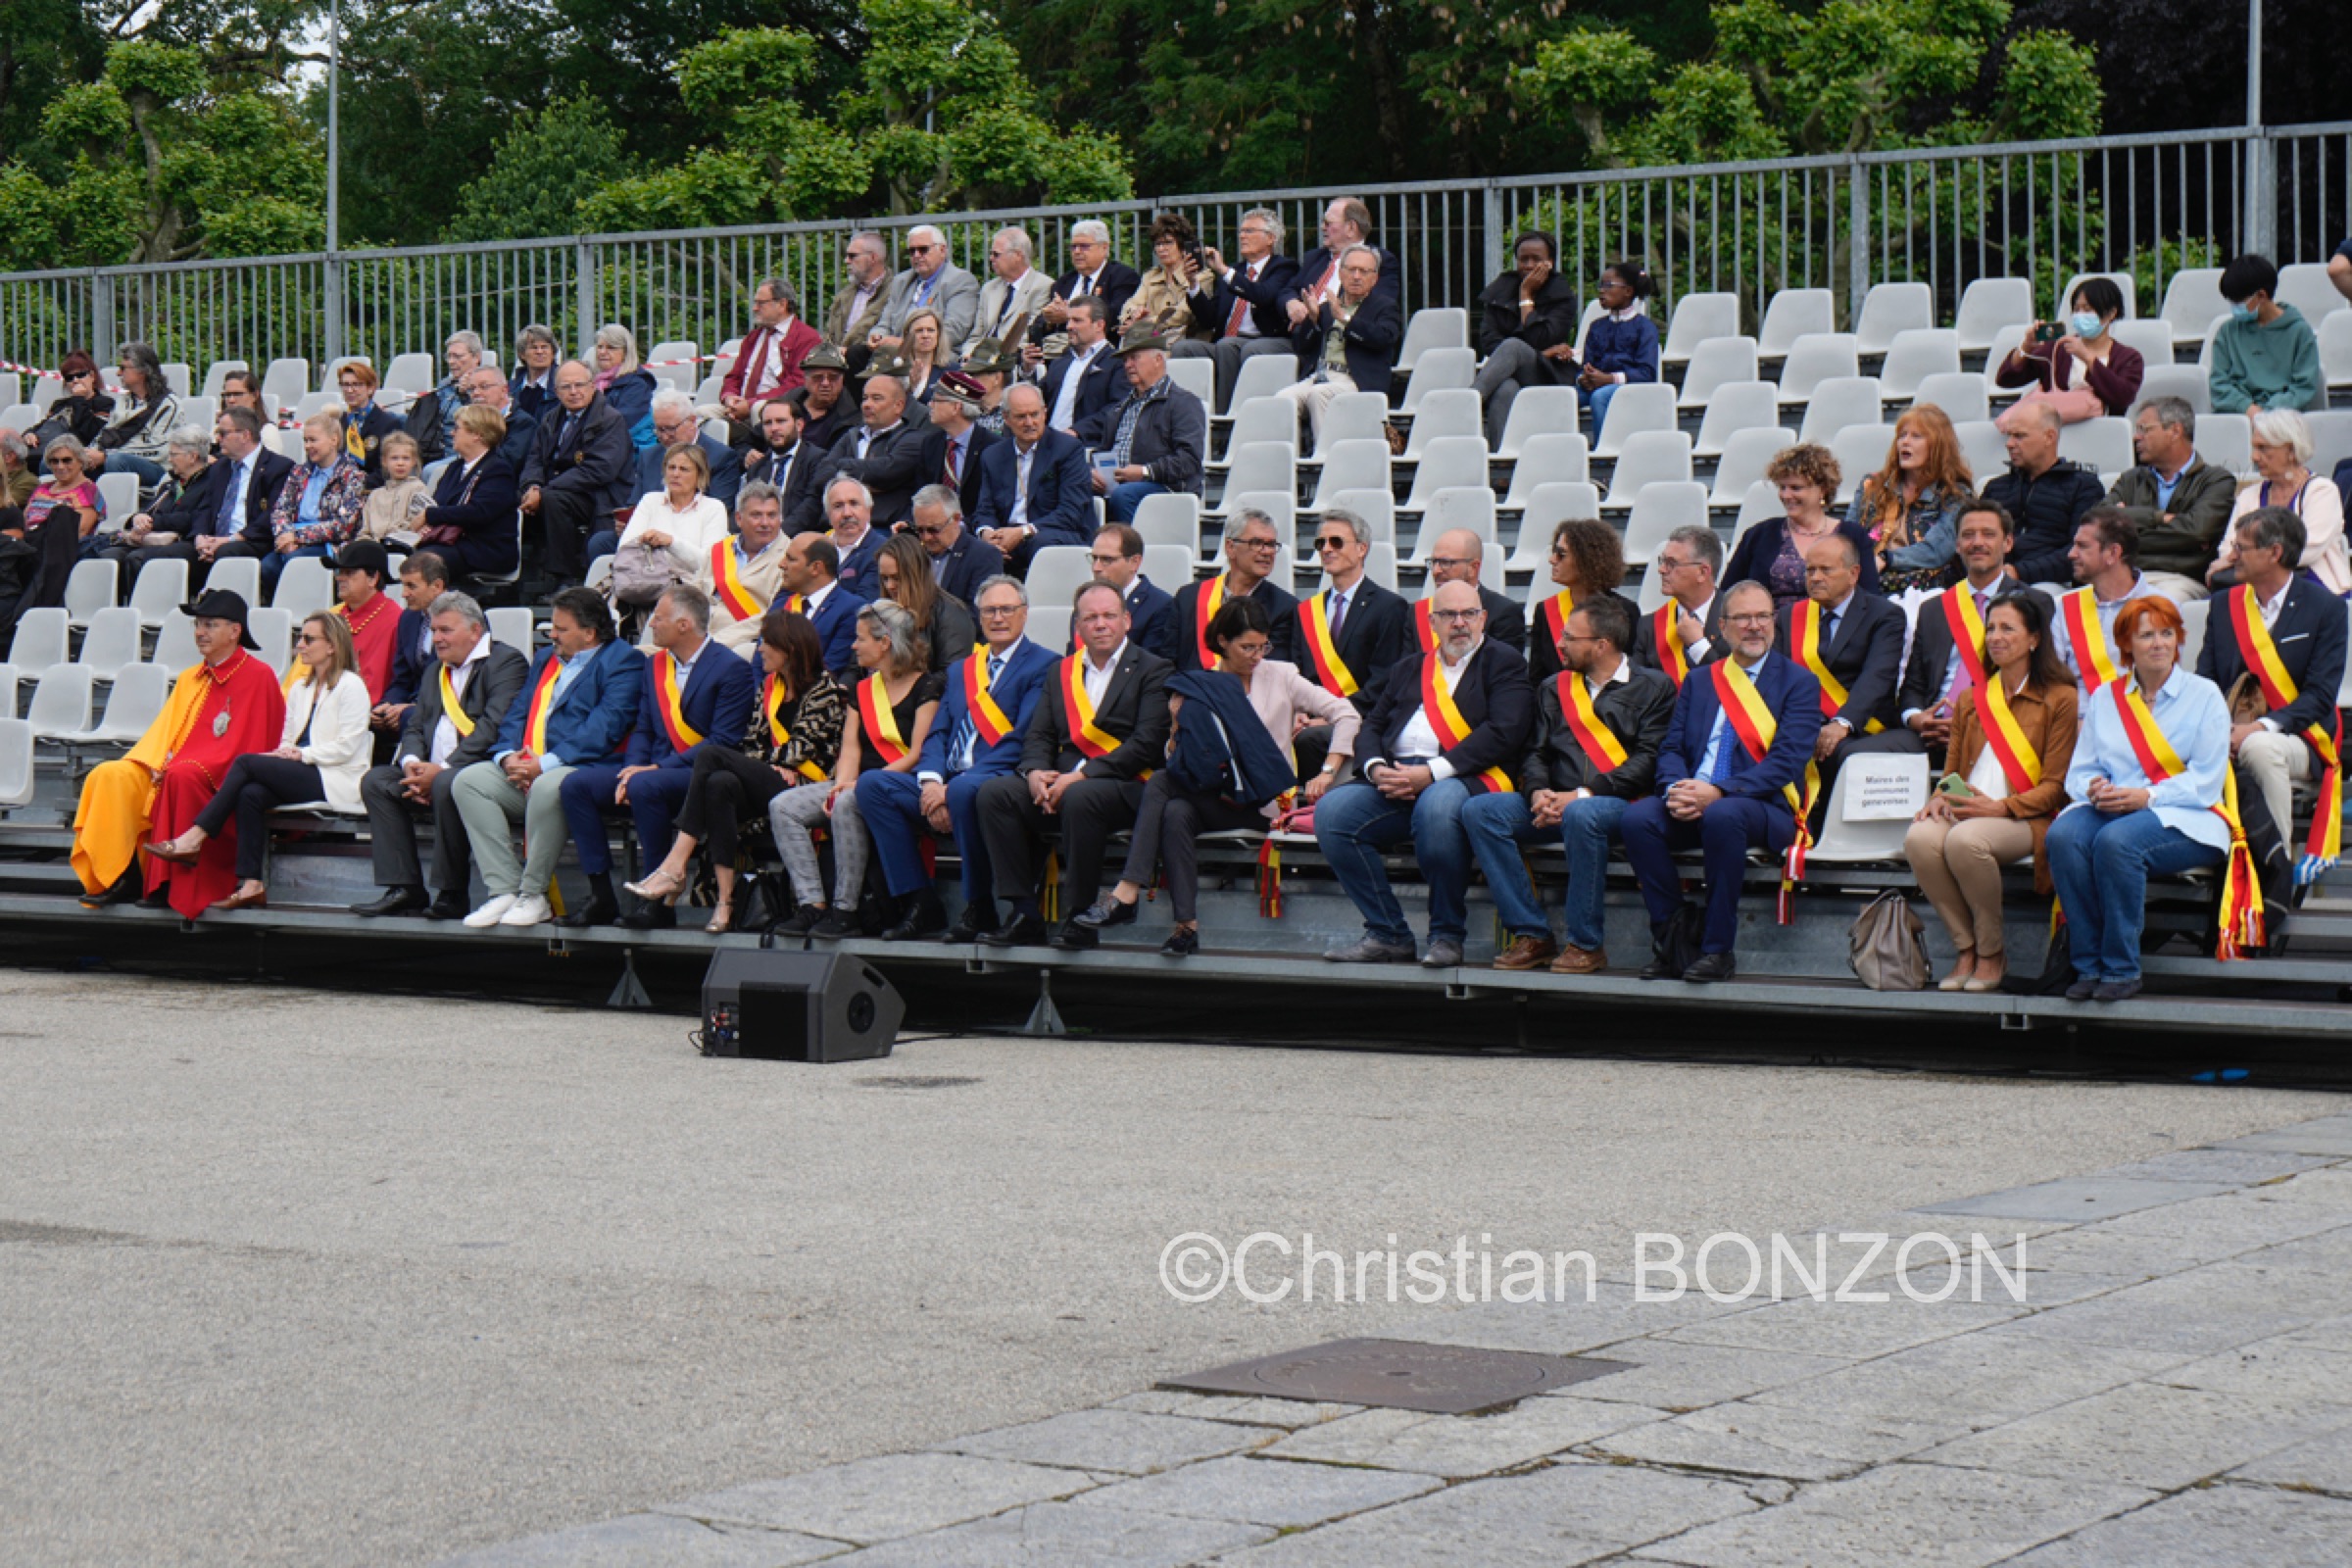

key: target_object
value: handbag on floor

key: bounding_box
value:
[1848,889,1929,991]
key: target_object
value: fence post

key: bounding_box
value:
[2245,133,2277,260]
[91,270,116,366]
[324,252,347,368]
[1483,183,1507,281]
[574,237,599,359]
[1846,159,1870,328]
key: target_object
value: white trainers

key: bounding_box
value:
[500,894,554,927]
[463,894,518,928]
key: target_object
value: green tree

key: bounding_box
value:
[444,94,638,242]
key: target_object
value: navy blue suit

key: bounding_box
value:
[560,638,759,876]
[971,429,1095,572]
[1618,650,1825,956]
[632,430,743,510]
[384,608,432,708]
[489,638,645,767]
[1120,573,1175,661]
[1037,348,1120,433]
[798,582,869,678]
[857,636,1057,909]
[834,529,885,600]
[932,528,999,607]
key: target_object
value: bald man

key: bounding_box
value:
[1413,526,1525,655]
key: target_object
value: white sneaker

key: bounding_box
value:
[464,894,518,928]
[500,894,554,927]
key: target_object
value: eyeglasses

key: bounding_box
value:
[296,632,325,646]
[1548,542,1573,560]
[1088,553,1126,565]
[1312,536,1353,551]
[977,604,1023,618]
[654,424,686,439]
[1656,556,1691,573]
[907,243,940,255]
[1428,555,1475,569]
[1233,537,1278,553]
[1429,609,1481,623]
[1725,612,1775,626]
[912,522,948,537]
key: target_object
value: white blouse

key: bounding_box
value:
[619,492,731,573]
[280,668,374,810]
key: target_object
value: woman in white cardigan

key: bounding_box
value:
[144,611,373,911]
[617,442,730,576]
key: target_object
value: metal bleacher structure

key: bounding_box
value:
[6,126,2352,1040]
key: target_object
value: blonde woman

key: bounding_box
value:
[144,611,373,911]
[899,308,955,403]
[593,322,661,450]
[606,442,729,576]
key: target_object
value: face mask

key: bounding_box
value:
[2071,312,2102,338]
[2232,303,2260,323]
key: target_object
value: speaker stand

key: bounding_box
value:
[607,948,655,1010]
[1017,969,1067,1037]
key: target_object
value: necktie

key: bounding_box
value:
[1327,587,1347,643]
[216,460,245,535]
[944,436,960,487]
[1709,711,1740,784]
[1225,264,1254,338]
[556,413,579,453]
[1821,608,1839,650]
[1076,274,1092,298]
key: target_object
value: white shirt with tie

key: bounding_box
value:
[1220,260,1268,339]
[1006,442,1039,531]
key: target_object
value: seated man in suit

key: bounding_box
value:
[375,547,452,744]
[2196,505,2349,878]
[1878,499,2022,769]
[1619,580,1824,982]
[1026,219,1143,361]
[2049,507,2157,694]
[777,531,867,677]
[1295,507,1411,772]
[719,277,821,428]
[824,231,894,369]
[870,223,980,358]
[1170,205,1302,412]
[859,573,1059,940]
[1164,507,1298,670]
[518,361,634,586]
[1032,295,1121,434]
[1316,578,1536,967]
[790,344,857,462]
[704,480,791,658]
[918,371,998,518]
[1415,526,1526,655]
[557,584,758,930]
[911,484,997,607]
[1463,594,1677,974]
[1634,524,1730,685]
[1285,196,1404,328]
[1776,533,1910,806]
[820,473,886,598]
[635,390,744,510]
[1089,522,1172,656]
[451,588,645,929]
[1077,326,1207,524]
[964,226,1056,360]
[973,580,1173,947]
[813,372,929,528]
[971,383,1094,574]
[1278,244,1402,452]
[352,590,533,918]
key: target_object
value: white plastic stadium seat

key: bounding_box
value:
[1589,382,1678,460]
[1708,426,1796,507]
[1661,292,1741,367]
[644,340,701,392]
[2158,270,2228,350]
[1796,376,1884,446]
[1597,430,1692,512]
[1908,372,1991,425]
[1129,492,1201,554]
[1954,420,2009,484]
[2276,263,2344,325]
[25,663,94,742]
[199,360,250,398]
[1504,483,1603,572]
[1776,334,1861,405]
[1397,437,1488,515]
[1853,282,1934,355]
[1493,386,1579,458]
[0,718,33,809]
[2108,318,2175,369]
[1497,434,1589,509]
[1315,391,1392,453]
[152,612,199,673]
[66,662,168,746]
[1412,488,1495,564]
[1317,489,1395,547]
[1217,442,1297,513]
[1305,440,1392,514]
[2320,313,2352,392]
[1225,353,1298,416]
[249,607,294,677]
[1828,424,1897,505]
[1955,278,2033,357]
[1676,336,1760,411]
[2058,416,2133,476]
[9,607,70,671]
[1215,396,1297,467]
[1621,480,1709,567]
[1876,330,1960,399]
[1692,381,1780,459]
[1401,387,1480,458]
[74,608,143,680]
[1758,289,1837,357]
[1165,357,1214,410]
[1397,347,1474,412]
[271,554,335,615]
[2194,413,2252,476]
[262,357,311,409]
[64,559,118,629]
[1394,308,1468,374]
[487,606,537,653]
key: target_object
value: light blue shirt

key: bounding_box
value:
[496,647,601,767]
[2063,667,2232,852]
[1695,655,1768,782]
[2151,460,2192,514]
[298,468,333,527]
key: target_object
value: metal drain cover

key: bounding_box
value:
[1162,1337,1630,1414]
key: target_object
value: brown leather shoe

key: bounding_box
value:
[1492,935,1559,971]
[1549,943,1607,974]
[214,886,269,912]
[143,839,201,865]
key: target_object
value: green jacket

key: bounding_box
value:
[2105,459,2242,578]
[2210,304,2324,413]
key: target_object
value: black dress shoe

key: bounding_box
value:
[979,912,1047,948]
[1639,953,1681,981]
[1071,897,1138,931]
[616,901,677,931]
[80,871,142,909]
[352,886,429,917]
[811,907,856,939]
[552,897,620,929]
[882,896,949,942]
[2063,976,2098,1002]
[1160,926,1200,957]
[945,906,993,943]
[1048,917,1099,951]
[424,892,469,921]
[1683,952,1737,983]
[137,885,174,910]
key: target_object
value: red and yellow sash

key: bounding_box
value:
[652,651,703,753]
[1788,599,1885,734]
[961,643,1015,747]
[858,672,911,765]
[2224,585,2343,874]
[1710,659,1814,922]
[2111,676,2266,958]
[1061,653,1122,759]
[438,662,475,737]
[519,654,564,754]
[784,591,808,614]
[1938,585,1991,695]
[710,540,763,622]
[1298,592,1357,699]
[1193,574,1228,669]
[1412,597,1438,653]
[1554,672,1628,772]
[2062,588,2122,687]
[763,674,828,780]
[1418,654,1512,795]
[1651,603,1690,686]
[1535,589,1575,654]
[1975,677,2042,797]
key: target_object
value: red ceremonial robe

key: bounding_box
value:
[338,592,401,703]
[144,651,288,917]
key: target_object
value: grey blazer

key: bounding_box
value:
[878,264,981,352]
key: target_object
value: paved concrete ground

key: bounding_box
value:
[0,969,2341,1566]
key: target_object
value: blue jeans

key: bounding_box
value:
[1104,480,1169,522]
[585,528,619,568]
[2043,807,2223,983]
[260,541,336,596]
[1462,792,1630,949]
[1312,776,1475,946]
[92,451,166,487]
[1581,381,1622,439]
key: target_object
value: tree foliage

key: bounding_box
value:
[445,95,638,243]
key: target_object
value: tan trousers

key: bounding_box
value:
[1279,370,1356,450]
[1904,814,2036,956]
[2236,728,2314,849]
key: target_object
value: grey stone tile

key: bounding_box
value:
[2262,1166,2352,1215]
[1104,1393,1360,1428]
[432,1513,850,1567]
[2232,1424,2352,1495]
[1913,1176,2232,1223]
[1550,1338,1853,1413]
[1629,1461,2154,1568]
[1259,1396,1659,1478]
[660,1453,1094,1544]
[1994,1269,2321,1356]
[2150,1339,2352,1413]
[931,1408,1270,1475]
[2281,1312,2352,1353]
[2004,1482,2352,1565]
[2212,1113,2352,1156]
[2002,1223,2254,1278]
[1746,1331,2181,1431]
[1390,1281,1758,1357]
[1917,1381,2352,1490]
[2091,1190,2352,1250]
[1202,1460,1775,1567]
[813,1501,1271,1567]
[1586,1398,1956,1482]
[1070,1454,1440,1530]
[1661,1294,2026,1361]
[2095,1148,2337,1186]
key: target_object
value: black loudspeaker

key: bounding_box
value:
[699,949,902,1062]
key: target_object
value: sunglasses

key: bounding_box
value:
[1312,536,1353,551]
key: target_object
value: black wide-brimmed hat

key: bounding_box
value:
[180,588,261,649]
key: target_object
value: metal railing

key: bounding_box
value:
[3,123,2341,390]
